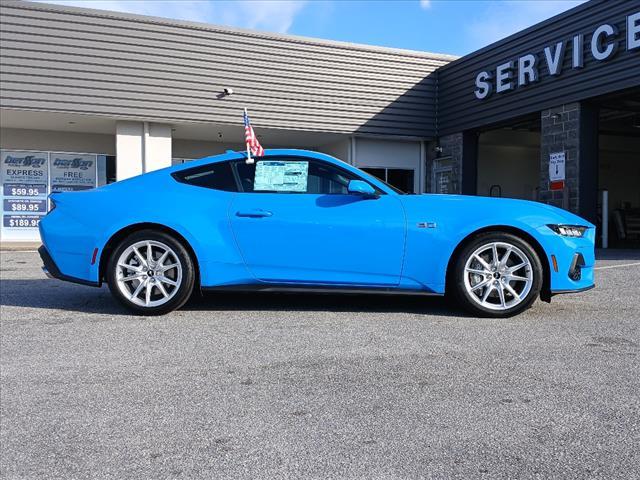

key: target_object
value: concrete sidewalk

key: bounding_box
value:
[0,242,41,252]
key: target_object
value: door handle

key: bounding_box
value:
[235,209,273,218]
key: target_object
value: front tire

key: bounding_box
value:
[107,229,195,315]
[450,232,542,318]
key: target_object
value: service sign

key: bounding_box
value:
[50,153,97,192]
[1,150,49,233]
[473,12,640,100]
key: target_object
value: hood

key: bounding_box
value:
[525,199,594,227]
[416,194,594,228]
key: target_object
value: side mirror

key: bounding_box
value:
[347,180,377,198]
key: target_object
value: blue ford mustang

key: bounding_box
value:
[39,149,595,317]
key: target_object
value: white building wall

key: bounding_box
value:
[353,138,423,193]
[116,121,143,179]
[116,121,172,180]
[0,128,115,155]
[317,138,351,164]
[146,124,172,173]
[172,139,243,162]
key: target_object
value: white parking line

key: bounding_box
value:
[594,262,640,270]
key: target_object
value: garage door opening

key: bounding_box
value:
[597,89,640,249]
[476,116,541,201]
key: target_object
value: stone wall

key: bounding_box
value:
[539,103,580,212]
[430,102,596,223]
[426,133,463,194]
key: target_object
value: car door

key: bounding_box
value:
[229,157,406,286]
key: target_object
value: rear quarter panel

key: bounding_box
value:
[40,170,249,286]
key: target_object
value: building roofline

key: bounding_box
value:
[10,0,459,61]
[438,0,593,70]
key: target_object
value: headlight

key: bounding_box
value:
[547,224,587,237]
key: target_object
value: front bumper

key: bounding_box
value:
[551,284,595,295]
[38,246,100,287]
[541,227,596,297]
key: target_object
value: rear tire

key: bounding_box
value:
[450,232,542,318]
[107,229,195,315]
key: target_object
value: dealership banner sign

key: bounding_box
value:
[0,150,98,240]
[50,153,97,192]
[0,150,49,232]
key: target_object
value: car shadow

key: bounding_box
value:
[0,278,466,317]
[187,291,465,317]
[0,279,128,316]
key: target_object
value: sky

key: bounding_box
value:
[39,0,587,56]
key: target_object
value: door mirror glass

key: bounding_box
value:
[347,180,376,197]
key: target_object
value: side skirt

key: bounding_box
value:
[201,284,443,297]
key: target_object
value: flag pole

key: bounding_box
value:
[244,107,253,164]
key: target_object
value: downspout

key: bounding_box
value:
[142,121,149,173]
[349,136,357,166]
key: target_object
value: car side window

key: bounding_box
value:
[234,158,372,194]
[171,161,238,192]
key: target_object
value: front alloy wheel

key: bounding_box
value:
[107,230,195,315]
[452,233,542,317]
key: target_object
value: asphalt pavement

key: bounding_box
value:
[1,250,639,479]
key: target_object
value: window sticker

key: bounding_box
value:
[254,161,309,192]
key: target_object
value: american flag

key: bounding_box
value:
[244,109,264,158]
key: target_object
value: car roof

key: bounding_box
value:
[171,149,346,171]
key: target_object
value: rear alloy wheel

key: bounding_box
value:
[451,233,542,318]
[107,230,195,315]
